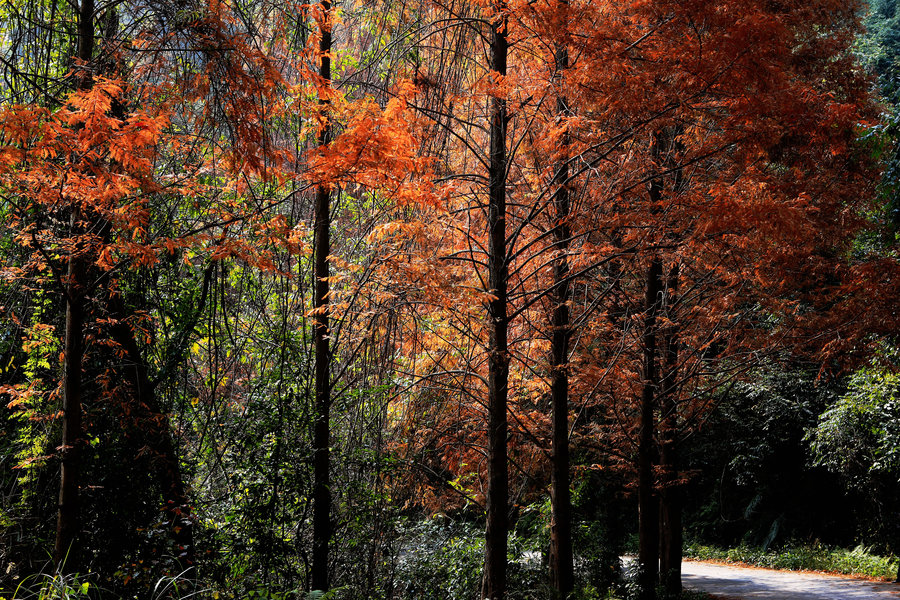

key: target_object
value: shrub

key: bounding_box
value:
[683,541,898,579]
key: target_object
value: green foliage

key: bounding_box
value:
[682,365,852,549]
[0,286,62,577]
[858,0,900,102]
[0,567,91,600]
[807,362,900,558]
[684,541,898,579]
[7,292,59,490]
[393,508,626,600]
[809,368,900,480]
[570,479,627,595]
[855,0,900,242]
[393,519,548,600]
[394,520,486,600]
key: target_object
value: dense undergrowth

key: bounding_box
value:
[0,520,729,600]
[0,567,716,600]
[684,541,899,580]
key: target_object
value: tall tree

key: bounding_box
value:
[483,1,510,597]
[658,262,682,597]
[312,0,334,592]
[636,257,662,600]
[54,0,94,568]
[548,5,574,595]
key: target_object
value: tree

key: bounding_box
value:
[312,0,335,591]
[0,77,169,568]
[810,362,900,580]
[1,0,311,579]
[549,1,877,598]
[483,1,510,597]
[547,15,575,600]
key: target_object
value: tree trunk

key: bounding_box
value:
[637,257,662,600]
[482,4,509,599]
[311,0,333,592]
[107,294,195,570]
[54,0,94,568]
[55,218,85,569]
[658,435,682,598]
[548,37,574,600]
[658,264,681,598]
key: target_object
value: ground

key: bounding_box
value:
[682,559,900,599]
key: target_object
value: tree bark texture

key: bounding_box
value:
[549,39,574,600]
[107,294,195,569]
[312,0,333,592]
[55,0,94,567]
[637,257,662,600]
[658,264,682,597]
[482,4,509,599]
[56,223,85,569]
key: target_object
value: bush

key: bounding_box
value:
[683,541,898,579]
[394,518,551,600]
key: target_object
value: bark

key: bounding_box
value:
[658,264,681,598]
[548,39,574,600]
[637,257,662,600]
[55,217,85,569]
[482,4,509,599]
[75,0,94,89]
[107,288,203,571]
[311,0,333,592]
[54,0,94,568]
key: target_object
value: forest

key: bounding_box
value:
[0,0,899,598]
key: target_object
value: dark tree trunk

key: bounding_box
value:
[107,294,196,570]
[55,218,85,569]
[75,0,94,89]
[637,257,662,600]
[482,4,509,599]
[55,1,94,567]
[312,0,333,592]
[548,38,574,600]
[658,432,682,598]
[658,264,681,598]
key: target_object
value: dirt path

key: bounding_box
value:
[681,560,900,599]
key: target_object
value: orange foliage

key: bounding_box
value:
[374,0,880,511]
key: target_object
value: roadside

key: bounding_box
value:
[681,559,900,599]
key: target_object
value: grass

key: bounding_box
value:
[684,541,898,580]
[0,566,203,600]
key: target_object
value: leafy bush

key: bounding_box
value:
[393,518,548,600]
[683,541,898,579]
[394,519,484,600]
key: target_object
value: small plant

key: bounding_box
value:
[150,568,206,600]
[1,570,91,600]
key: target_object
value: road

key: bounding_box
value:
[681,559,900,599]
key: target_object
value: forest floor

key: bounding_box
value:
[681,559,900,599]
